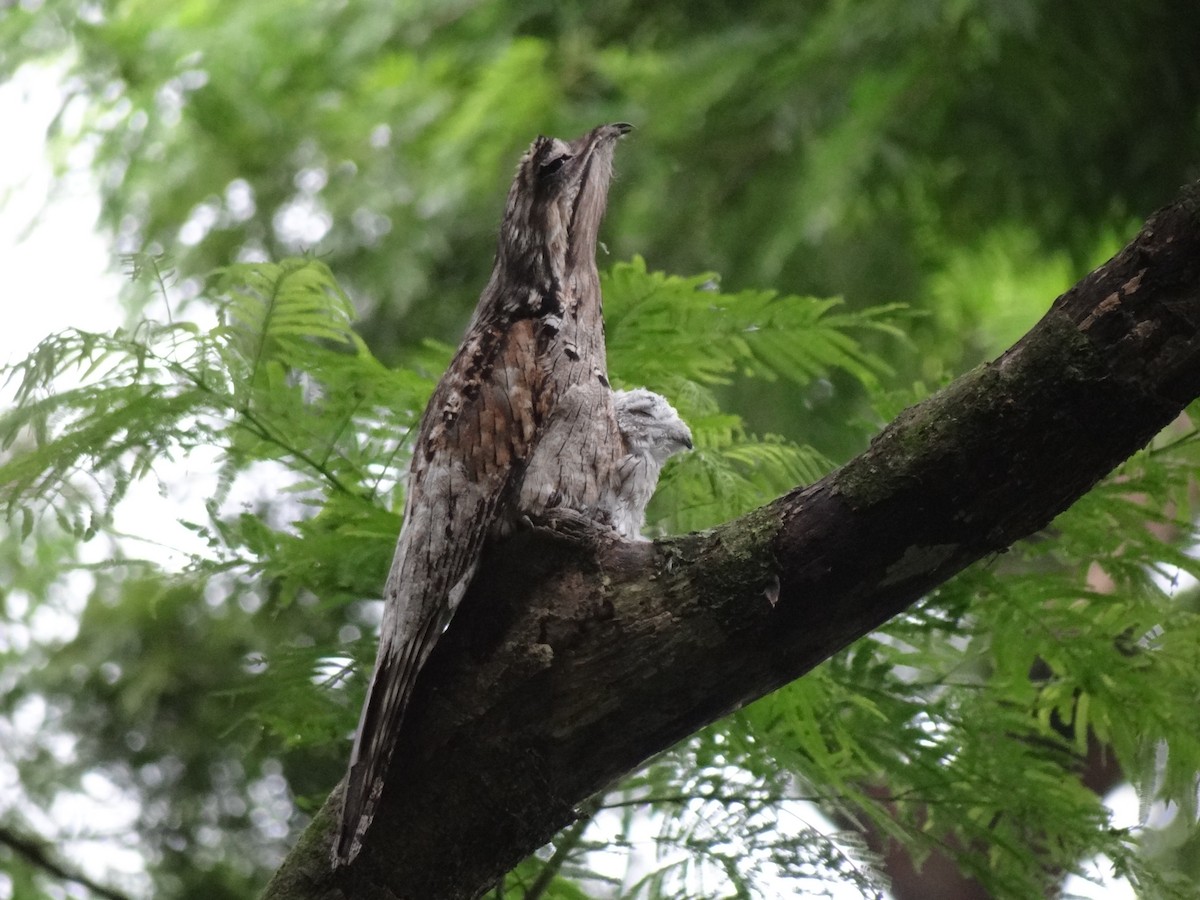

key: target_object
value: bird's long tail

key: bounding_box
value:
[333,590,460,866]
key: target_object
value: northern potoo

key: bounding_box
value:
[335,123,632,866]
[518,386,692,539]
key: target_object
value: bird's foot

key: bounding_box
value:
[521,508,620,548]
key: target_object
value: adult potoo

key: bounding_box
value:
[335,123,632,866]
[518,386,692,539]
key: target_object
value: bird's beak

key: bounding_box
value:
[564,123,632,264]
[676,426,694,451]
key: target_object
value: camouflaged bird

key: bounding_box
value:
[518,385,692,539]
[335,123,632,866]
[608,388,692,538]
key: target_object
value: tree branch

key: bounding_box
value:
[0,824,133,900]
[520,795,602,900]
[262,182,1200,900]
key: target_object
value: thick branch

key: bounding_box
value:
[263,183,1200,900]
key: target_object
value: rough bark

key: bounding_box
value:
[262,182,1200,900]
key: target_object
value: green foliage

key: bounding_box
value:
[5,0,1198,372]
[5,251,1200,899]
[605,257,906,392]
[1,257,904,897]
[0,257,422,896]
[4,256,423,533]
[730,426,1200,899]
[4,1,1200,896]
[603,257,906,532]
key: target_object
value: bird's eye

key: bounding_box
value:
[539,154,571,178]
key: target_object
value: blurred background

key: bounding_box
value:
[2,1,1200,897]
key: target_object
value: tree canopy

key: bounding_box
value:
[3,2,1200,898]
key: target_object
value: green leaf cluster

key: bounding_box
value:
[4,254,1200,898]
[603,258,906,534]
[5,0,1196,374]
[1,256,905,897]
[733,431,1200,898]
[4,1,1200,896]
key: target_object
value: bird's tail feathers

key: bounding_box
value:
[333,605,450,866]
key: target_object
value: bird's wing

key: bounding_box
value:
[516,381,624,527]
[335,317,544,864]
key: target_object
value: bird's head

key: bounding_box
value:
[497,122,633,288]
[613,388,694,466]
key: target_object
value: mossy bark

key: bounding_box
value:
[263,183,1200,900]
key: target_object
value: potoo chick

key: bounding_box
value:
[517,385,692,539]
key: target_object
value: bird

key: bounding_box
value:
[516,385,692,539]
[334,123,632,866]
[609,388,693,539]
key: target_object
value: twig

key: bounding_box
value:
[0,823,134,900]
[522,796,603,900]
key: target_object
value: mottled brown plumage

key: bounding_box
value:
[335,123,631,866]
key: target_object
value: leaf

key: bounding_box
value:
[604,256,907,391]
